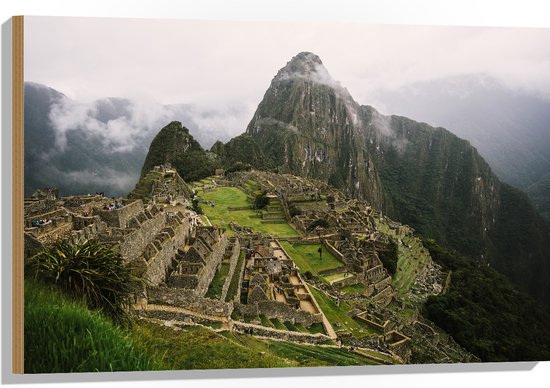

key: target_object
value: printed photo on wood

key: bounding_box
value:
[15,15,550,374]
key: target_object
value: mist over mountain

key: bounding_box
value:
[23,82,241,197]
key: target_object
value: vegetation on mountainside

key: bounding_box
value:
[527,174,550,224]
[489,182,550,302]
[210,134,273,172]
[140,121,220,182]
[368,113,550,305]
[369,119,488,256]
[422,240,550,362]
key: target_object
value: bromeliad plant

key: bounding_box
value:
[25,239,141,323]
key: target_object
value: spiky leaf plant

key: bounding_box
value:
[25,239,140,323]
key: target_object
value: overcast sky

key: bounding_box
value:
[25,16,550,146]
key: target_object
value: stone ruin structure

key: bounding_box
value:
[167,226,239,297]
[231,231,326,331]
[25,167,462,361]
[292,202,377,236]
[24,193,195,287]
[325,236,394,306]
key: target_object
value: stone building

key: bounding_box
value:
[168,226,228,296]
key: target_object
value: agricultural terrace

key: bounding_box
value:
[375,220,432,294]
[219,332,381,366]
[279,242,343,276]
[196,186,300,238]
[309,287,376,339]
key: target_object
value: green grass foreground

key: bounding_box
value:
[24,281,151,373]
[198,186,299,238]
[25,280,380,372]
[132,321,378,369]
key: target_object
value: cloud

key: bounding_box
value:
[46,92,253,156]
[48,96,174,153]
[62,167,138,195]
[26,18,550,146]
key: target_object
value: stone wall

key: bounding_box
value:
[233,249,247,303]
[363,265,386,283]
[372,286,393,306]
[374,276,392,292]
[25,208,69,228]
[24,233,43,258]
[71,215,96,230]
[331,274,358,287]
[195,231,228,296]
[63,195,104,208]
[142,217,192,286]
[324,240,345,262]
[220,239,241,301]
[139,307,225,326]
[318,266,347,277]
[146,287,233,318]
[70,219,108,242]
[117,211,166,262]
[96,200,144,228]
[233,321,331,345]
[169,228,229,297]
[33,222,74,243]
[234,300,323,327]
[24,199,57,218]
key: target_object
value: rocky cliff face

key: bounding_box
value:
[245,52,385,209]
[362,106,500,256]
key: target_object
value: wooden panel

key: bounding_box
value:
[12,15,24,375]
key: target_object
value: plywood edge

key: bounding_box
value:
[12,15,24,375]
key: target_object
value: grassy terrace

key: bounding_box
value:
[376,220,432,294]
[324,272,355,285]
[309,287,374,338]
[225,250,246,302]
[242,179,263,196]
[220,332,379,367]
[198,186,299,238]
[205,263,231,299]
[279,242,342,275]
[341,283,370,295]
[133,322,292,369]
[244,314,327,335]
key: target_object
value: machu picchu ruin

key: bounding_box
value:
[24,165,482,365]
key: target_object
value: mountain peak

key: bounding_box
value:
[273,52,337,87]
[289,51,323,67]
